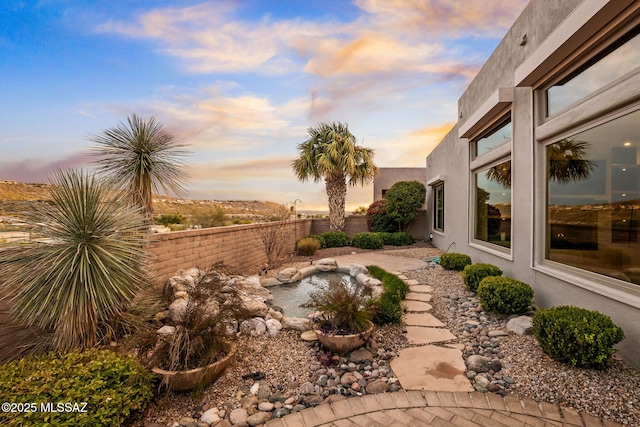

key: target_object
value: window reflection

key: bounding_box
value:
[475,160,511,248]
[475,116,511,157]
[546,109,640,285]
[546,29,640,116]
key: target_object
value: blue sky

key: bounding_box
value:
[1,0,527,210]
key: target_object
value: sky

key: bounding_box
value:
[0,0,528,211]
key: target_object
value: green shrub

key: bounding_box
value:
[378,232,414,246]
[296,236,322,256]
[352,232,384,249]
[439,252,472,271]
[532,306,625,370]
[0,349,153,427]
[462,263,503,292]
[320,231,351,248]
[366,199,398,233]
[155,213,185,225]
[367,266,410,325]
[477,277,534,314]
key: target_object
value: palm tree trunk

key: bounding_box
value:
[326,176,346,231]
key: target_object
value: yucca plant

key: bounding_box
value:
[0,169,149,355]
[89,114,189,219]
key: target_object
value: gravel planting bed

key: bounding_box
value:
[137,245,640,427]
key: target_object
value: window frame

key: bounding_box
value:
[468,111,513,259]
[532,20,640,305]
[433,182,445,233]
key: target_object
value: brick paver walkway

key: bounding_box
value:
[264,390,623,427]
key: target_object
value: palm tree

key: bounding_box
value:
[89,114,189,219]
[485,139,596,187]
[0,169,148,354]
[292,122,378,231]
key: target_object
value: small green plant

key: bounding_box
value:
[532,306,625,370]
[439,252,472,271]
[477,276,534,314]
[462,263,503,292]
[301,279,373,334]
[0,349,153,427]
[296,236,322,256]
[367,266,409,325]
[320,230,351,248]
[352,232,384,249]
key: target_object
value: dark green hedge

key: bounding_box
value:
[477,276,534,314]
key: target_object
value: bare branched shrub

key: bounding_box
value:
[253,205,293,270]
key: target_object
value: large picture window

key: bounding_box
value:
[546,109,640,285]
[474,160,512,248]
[474,115,511,158]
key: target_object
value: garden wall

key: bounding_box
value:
[148,213,427,283]
[148,219,313,282]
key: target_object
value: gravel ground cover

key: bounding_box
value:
[137,244,640,426]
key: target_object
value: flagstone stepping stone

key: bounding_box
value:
[405,292,432,302]
[405,326,456,345]
[403,313,445,328]
[395,274,408,280]
[409,285,433,293]
[405,279,420,286]
[300,330,318,341]
[403,300,432,312]
[391,345,474,392]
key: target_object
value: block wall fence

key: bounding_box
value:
[148,214,427,283]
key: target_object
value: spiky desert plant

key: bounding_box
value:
[0,169,149,354]
[89,114,189,219]
[292,122,378,231]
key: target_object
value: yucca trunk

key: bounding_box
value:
[326,176,347,231]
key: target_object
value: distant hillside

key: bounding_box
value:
[0,180,285,221]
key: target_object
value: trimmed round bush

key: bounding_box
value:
[477,276,534,314]
[320,230,351,248]
[532,306,625,370]
[296,236,321,256]
[351,232,384,249]
[0,349,153,427]
[462,263,503,292]
[439,252,472,271]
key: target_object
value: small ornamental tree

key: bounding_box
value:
[366,199,398,233]
[385,181,426,232]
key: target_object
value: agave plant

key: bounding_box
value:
[0,169,148,354]
[89,114,189,219]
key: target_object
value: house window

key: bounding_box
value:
[545,26,639,117]
[474,160,511,248]
[474,115,512,158]
[433,183,444,232]
[545,109,640,285]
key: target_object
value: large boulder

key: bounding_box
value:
[316,258,338,272]
[265,318,283,336]
[506,316,533,335]
[236,294,269,318]
[240,317,267,336]
[466,354,490,373]
[277,268,302,283]
[281,316,310,331]
[168,298,188,323]
[235,279,274,304]
[349,264,369,276]
[298,266,319,278]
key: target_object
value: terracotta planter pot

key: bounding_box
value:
[152,340,236,392]
[314,321,374,354]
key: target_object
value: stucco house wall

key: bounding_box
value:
[425,0,640,368]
